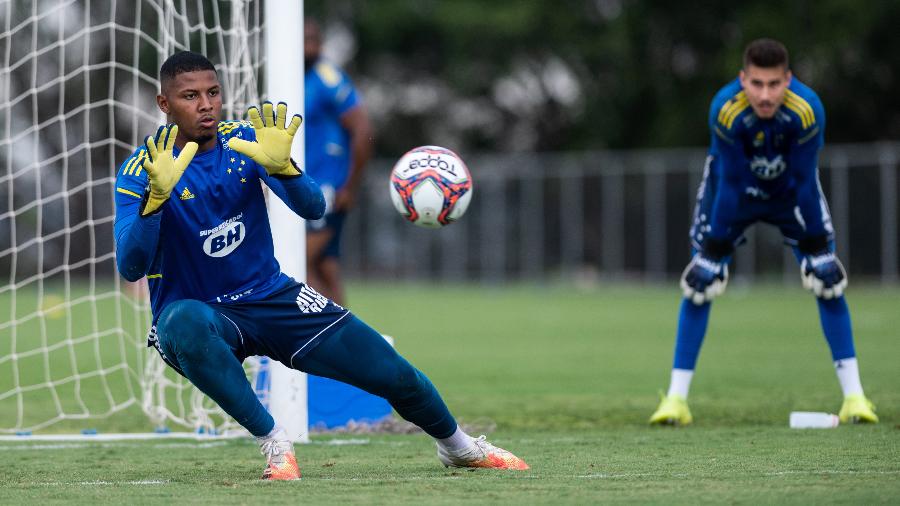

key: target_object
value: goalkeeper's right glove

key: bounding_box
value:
[680,238,731,305]
[140,125,198,216]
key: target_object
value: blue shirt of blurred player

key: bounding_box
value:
[304,60,360,192]
[302,19,373,307]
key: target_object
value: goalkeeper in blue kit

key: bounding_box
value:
[114,51,528,479]
[649,39,878,426]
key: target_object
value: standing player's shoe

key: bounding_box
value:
[649,393,693,426]
[437,435,530,470]
[839,394,878,424]
[257,427,301,480]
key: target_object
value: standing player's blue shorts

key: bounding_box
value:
[305,183,347,259]
[149,278,351,376]
[689,154,835,256]
[307,210,347,259]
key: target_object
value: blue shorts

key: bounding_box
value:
[149,278,352,374]
[306,210,346,259]
[689,155,834,252]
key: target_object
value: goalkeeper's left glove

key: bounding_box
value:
[228,101,303,178]
[799,236,847,299]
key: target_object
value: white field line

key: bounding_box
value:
[319,438,370,445]
[0,432,243,442]
[0,439,392,450]
[0,443,94,450]
[765,470,900,476]
[0,441,230,450]
[577,473,689,479]
[34,480,169,486]
[19,470,900,486]
[577,469,900,479]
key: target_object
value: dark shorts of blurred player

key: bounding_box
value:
[306,210,346,259]
[306,199,348,306]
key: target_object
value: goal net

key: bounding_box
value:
[0,0,283,437]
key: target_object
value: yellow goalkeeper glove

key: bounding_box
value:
[227,101,302,177]
[141,125,198,216]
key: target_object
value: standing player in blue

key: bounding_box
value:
[649,39,878,426]
[303,18,373,306]
[114,51,528,480]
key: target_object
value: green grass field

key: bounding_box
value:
[1,282,899,504]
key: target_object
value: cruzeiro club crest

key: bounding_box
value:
[749,155,786,180]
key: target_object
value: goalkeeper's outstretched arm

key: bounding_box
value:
[114,147,160,282]
[262,166,326,220]
[114,204,161,282]
[230,101,326,219]
[114,125,196,281]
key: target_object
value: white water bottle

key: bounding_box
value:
[789,411,839,428]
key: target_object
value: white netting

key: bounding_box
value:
[0,0,265,435]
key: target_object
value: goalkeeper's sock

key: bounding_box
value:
[667,368,694,399]
[834,357,865,397]
[436,425,475,453]
[816,296,856,361]
[672,299,712,370]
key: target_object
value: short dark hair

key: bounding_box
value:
[743,38,789,70]
[159,51,216,91]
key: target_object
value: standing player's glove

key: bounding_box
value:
[228,102,302,178]
[680,253,729,305]
[800,251,847,299]
[141,124,198,216]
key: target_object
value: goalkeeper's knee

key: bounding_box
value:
[157,299,219,360]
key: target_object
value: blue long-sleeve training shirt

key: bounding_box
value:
[114,120,325,322]
[706,76,827,243]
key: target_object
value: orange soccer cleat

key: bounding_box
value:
[437,435,530,470]
[257,428,301,481]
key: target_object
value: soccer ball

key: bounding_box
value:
[389,145,473,228]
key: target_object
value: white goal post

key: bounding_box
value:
[263,0,308,443]
[0,0,308,440]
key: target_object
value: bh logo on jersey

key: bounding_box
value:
[750,155,787,180]
[202,221,245,257]
[296,284,329,314]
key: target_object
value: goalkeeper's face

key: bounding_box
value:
[158,70,223,151]
[739,64,791,119]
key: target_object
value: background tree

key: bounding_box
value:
[307,0,900,156]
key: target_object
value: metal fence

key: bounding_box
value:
[342,142,900,285]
